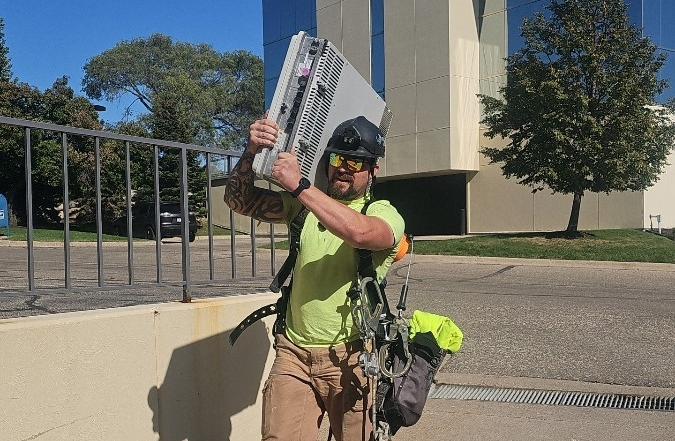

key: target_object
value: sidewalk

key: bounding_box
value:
[402,390,674,440]
[394,374,675,440]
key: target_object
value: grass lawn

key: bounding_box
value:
[0,226,127,242]
[413,229,675,263]
[270,229,674,264]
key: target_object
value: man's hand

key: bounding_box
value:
[223,116,284,223]
[250,117,301,192]
[247,118,279,154]
[271,150,302,192]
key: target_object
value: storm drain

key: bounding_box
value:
[429,384,675,412]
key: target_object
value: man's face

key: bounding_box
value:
[326,153,378,200]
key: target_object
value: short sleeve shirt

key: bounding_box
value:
[280,191,405,347]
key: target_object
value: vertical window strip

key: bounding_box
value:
[370,0,385,99]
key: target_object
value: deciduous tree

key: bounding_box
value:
[0,76,104,225]
[82,33,264,149]
[82,34,264,216]
[479,0,675,234]
[0,18,11,82]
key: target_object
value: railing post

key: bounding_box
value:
[61,132,71,289]
[95,137,104,287]
[24,127,35,291]
[206,152,215,281]
[179,147,191,302]
[251,217,256,277]
[228,155,237,278]
[125,141,134,285]
[153,145,162,283]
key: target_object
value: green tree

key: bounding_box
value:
[479,0,675,234]
[82,34,263,216]
[0,76,104,225]
[2,15,114,225]
[82,33,264,149]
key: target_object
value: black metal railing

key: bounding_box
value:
[0,116,277,302]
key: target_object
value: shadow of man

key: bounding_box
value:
[148,321,271,441]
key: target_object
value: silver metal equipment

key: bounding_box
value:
[252,31,393,191]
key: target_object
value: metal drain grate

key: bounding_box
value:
[429,384,675,412]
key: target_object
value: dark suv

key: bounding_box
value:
[113,201,198,242]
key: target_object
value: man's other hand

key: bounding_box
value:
[248,118,279,154]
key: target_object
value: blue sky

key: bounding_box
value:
[2,0,265,123]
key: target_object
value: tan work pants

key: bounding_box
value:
[262,333,372,441]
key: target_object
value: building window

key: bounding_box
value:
[262,0,318,108]
[371,0,385,99]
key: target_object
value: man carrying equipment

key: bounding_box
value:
[224,115,404,441]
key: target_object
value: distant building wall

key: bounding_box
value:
[469,130,644,232]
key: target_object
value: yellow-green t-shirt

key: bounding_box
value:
[280,192,405,348]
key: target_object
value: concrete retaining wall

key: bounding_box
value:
[0,293,278,441]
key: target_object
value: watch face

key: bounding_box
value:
[300,177,310,188]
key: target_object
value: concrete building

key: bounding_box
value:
[261,0,675,234]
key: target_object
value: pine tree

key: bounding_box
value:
[0,18,12,82]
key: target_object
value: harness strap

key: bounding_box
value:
[269,208,309,292]
[355,202,393,322]
[229,208,308,346]
[228,301,279,345]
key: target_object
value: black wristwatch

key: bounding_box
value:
[291,177,311,198]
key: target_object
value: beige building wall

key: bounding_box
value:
[0,294,278,441]
[469,132,644,232]
[385,0,480,177]
[318,0,480,180]
[644,150,675,229]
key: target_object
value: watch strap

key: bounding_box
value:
[291,178,310,198]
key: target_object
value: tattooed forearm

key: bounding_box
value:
[224,151,283,223]
[224,151,255,210]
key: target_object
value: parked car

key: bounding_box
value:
[112,201,198,242]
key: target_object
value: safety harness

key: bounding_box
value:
[228,207,309,345]
[228,201,414,441]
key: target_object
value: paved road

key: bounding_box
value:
[393,255,675,389]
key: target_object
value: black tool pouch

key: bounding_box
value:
[377,332,446,435]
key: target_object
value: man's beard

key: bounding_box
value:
[327,174,365,200]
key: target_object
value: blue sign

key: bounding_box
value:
[0,194,8,228]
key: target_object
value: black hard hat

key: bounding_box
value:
[325,116,385,159]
